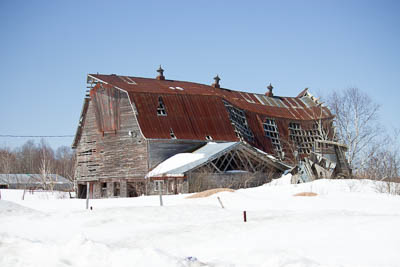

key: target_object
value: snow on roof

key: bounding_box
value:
[0,174,72,185]
[146,142,239,178]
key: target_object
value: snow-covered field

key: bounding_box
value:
[1,176,400,267]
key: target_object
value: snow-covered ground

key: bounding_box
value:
[1,176,400,267]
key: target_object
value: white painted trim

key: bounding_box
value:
[115,87,147,141]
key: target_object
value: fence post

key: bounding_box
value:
[217,196,224,209]
[86,182,89,209]
[159,181,163,207]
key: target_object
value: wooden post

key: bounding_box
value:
[159,181,163,207]
[86,182,90,209]
[243,211,247,222]
[217,197,224,209]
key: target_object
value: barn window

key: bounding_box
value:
[157,96,167,116]
[288,122,321,154]
[154,180,163,192]
[263,118,282,154]
[101,182,107,197]
[170,128,176,139]
[206,135,213,140]
[223,100,254,142]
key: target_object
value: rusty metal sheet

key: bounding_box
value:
[129,93,238,141]
[89,73,332,120]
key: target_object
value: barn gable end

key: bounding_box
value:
[73,84,148,199]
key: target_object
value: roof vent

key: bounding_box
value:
[266,83,274,97]
[212,75,220,88]
[156,65,165,80]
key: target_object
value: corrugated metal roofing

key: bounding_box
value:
[88,73,332,121]
[129,93,238,141]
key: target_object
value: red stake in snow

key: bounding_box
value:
[243,211,247,222]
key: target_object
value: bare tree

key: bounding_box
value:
[0,148,17,187]
[38,140,55,190]
[1,140,76,191]
[55,146,76,182]
[0,147,16,174]
[326,88,381,172]
[15,140,37,173]
[361,130,399,181]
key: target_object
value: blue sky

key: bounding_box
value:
[0,0,399,149]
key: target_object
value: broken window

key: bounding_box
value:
[157,96,167,116]
[170,128,176,139]
[113,182,120,196]
[101,182,107,197]
[263,118,282,154]
[223,100,254,142]
[288,122,321,154]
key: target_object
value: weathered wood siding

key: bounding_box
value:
[74,86,148,198]
[147,178,188,195]
[188,172,273,193]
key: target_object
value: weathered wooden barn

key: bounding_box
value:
[72,67,336,198]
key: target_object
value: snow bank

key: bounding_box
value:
[0,200,37,215]
[1,189,72,201]
[269,173,292,185]
[1,178,400,267]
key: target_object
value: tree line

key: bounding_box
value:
[0,139,75,182]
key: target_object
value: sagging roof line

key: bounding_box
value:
[87,74,129,93]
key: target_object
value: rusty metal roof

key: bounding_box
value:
[84,74,334,156]
[88,74,332,121]
[129,92,238,141]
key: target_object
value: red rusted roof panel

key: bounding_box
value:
[129,93,238,141]
[89,74,333,121]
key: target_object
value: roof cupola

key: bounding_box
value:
[156,65,165,80]
[212,75,221,88]
[266,83,274,97]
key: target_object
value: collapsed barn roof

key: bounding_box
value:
[73,72,333,158]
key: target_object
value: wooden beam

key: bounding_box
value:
[210,161,223,173]
[223,151,235,172]
[230,150,242,169]
[234,150,251,172]
[217,152,232,170]
[239,149,256,172]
